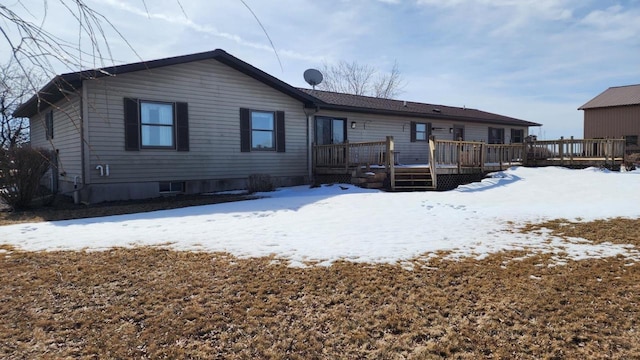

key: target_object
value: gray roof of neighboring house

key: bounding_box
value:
[579,84,640,110]
[299,88,540,127]
[14,49,539,128]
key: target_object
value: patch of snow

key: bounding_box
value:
[0,167,639,266]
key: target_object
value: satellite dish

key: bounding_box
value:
[303,68,323,89]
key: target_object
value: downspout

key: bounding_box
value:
[304,105,319,183]
[81,83,90,203]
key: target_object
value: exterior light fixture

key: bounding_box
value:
[351,121,356,129]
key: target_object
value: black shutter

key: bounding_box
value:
[276,111,285,153]
[410,121,416,142]
[427,123,432,138]
[176,102,189,151]
[240,108,251,152]
[124,98,140,151]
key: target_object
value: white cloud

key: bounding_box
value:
[579,5,640,41]
[3,0,639,140]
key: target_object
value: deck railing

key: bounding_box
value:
[526,137,625,164]
[313,139,388,170]
[431,139,485,169]
[485,144,525,168]
[313,137,625,188]
[429,140,524,173]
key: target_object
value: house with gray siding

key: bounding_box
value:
[15,49,539,203]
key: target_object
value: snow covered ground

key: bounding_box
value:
[1,167,639,266]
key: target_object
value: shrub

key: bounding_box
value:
[247,173,275,193]
[625,152,640,170]
[0,147,54,210]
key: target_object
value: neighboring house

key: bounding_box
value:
[15,49,539,203]
[579,84,640,152]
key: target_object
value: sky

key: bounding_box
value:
[2,167,639,267]
[2,0,640,139]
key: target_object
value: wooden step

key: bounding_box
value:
[393,185,436,190]
[394,168,431,174]
[395,179,432,184]
[392,167,435,191]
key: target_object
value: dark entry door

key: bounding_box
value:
[315,117,346,145]
[453,125,464,141]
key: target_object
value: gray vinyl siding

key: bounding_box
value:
[315,110,528,164]
[28,95,83,189]
[84,59,308,185]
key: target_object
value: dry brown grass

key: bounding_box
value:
[2,215,639,359]
[521,217,640,246]
[0,193,255,226]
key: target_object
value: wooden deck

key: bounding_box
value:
[313,136,626,191]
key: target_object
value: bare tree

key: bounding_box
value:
[318,60,405,99]
[0,61,44,149]
[0,1,138,80]
[372,61,403,99]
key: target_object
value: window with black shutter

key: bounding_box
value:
[123,98,189,151]
[410,121,431,142]
[240,108,285,152]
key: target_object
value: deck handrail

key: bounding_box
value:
[485,144,525,169]
[431,139,486,169]
[313,140,388,170]
[312,137,625,190]
[526,137,625,163]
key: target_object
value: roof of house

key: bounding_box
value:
[579,84,640,110]
[14,49,539,127]
[13,49,318,117]
[299,88,540,126]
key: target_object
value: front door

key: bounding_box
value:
[315,117,347,166]
[315,117,346,145]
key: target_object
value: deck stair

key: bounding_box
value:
[393,167,436,191]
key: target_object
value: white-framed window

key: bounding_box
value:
[251,111,275,150]
[140,101,174,148]
[415,123,428,141]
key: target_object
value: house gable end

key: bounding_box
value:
[14,49,319,118]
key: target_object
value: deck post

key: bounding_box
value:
[386,136,395,191]
[457,142,462,174]
[480,143,486,173]
[569,136,574,165]
[344,140,350,172]
[311,142,317,179]
[559,136,564,165]
[428,135,437,190]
